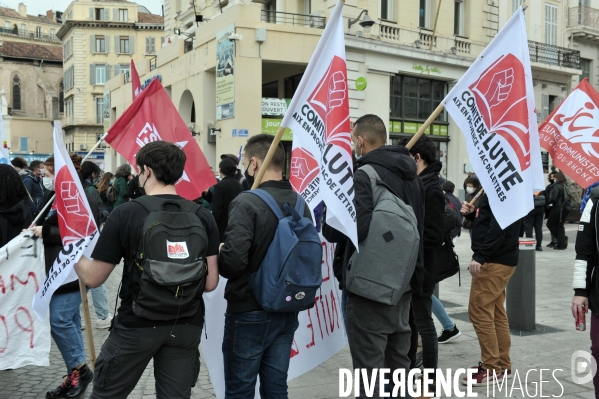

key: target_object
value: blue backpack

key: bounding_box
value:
[246,189,322,312]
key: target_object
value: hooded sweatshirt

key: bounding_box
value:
[322,145,426,295]
[0,199,33,247]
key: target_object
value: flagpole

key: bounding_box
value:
[79,280,97,370]
[405,103,445,150]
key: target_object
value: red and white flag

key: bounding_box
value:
[32,121,100,320]
[106,78,216,200]
[284,1,357,247]
[443,6,544,228]
[131,59,142,99]
[539,78,599,188]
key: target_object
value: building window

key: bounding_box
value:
[96,98,104,124]
[380,0,393,20]
[545,4,558,45]
[59,81,64,113]
[20,24,25,36]
[36,26,41,38]
[119,9,128,21]
[119,64,130,75]
[119,36,130,53]
[12,75,21,110]
[95,8,104,20]
[512,0,524,13]
[390,75,447,123]
[50,29,55,39]
[20,137,27,152]
[95,35,105,53]
[96,65,106,84]
[581,58,591,82]
[454,0,465,36]
[4,21,9,30]
[145,37,156,54]
[419,0,430,29]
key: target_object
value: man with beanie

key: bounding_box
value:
[221,153,251,191]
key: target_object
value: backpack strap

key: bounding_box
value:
[294,193,306,217]
[135,195,200,215]
[359,164,401,200]
[247,189,285,220]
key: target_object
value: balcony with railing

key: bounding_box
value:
[528,41,580,70]
[261,10,325,29]
[567,6,599,41]
[0,27,60,43]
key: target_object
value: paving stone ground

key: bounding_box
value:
[0,223,596,398]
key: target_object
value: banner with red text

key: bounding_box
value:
[285,1,357,248]
[32,121,99,321]
[106,78,216,200]
[539,78,599,188]
[0,233,51,370]
[443,6,544,228]
[202,235,345,399]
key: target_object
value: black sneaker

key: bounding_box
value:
[536,245,543,251]
[65,364,93,399]
[547,242,556,248]
[565,236,569,249]
[46,375,71,399]
[438,325,461,344]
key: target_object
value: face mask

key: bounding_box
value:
[354,139,363,161]
[110,179,115,185]
[43,177,54,191]
[466,186,474,194]
[549,179,555,184]
[244,167,255,187]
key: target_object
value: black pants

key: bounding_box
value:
[523,205,544,246]
[547,208,566,248]
[345,291,412,398]
[91,317,203,399]
[408,295,438,372]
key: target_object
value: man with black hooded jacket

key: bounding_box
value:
[323,114,425,398]
[402,135,445,386]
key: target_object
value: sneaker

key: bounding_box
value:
[415,383,438,399]
[438,325,461,344]
[95,313,113,330]
[462,364,503,386]
[553,246,566,250]
[565,236,569,249]
[536,245,543,251]
[502,369,512,379]
[65,364,93,399]
[46,375,71,398]
[547,241,556,248]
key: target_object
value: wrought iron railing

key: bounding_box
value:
[568,5,599,29]
[528,40,580,69]
[149,56,157,71]
[0,27,60,42]
[261,10,325,29]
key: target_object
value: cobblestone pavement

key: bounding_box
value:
[0,223,597,398]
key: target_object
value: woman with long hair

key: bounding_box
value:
[96,172,114,214]
[0,164,33,246]
[547,171,568,250]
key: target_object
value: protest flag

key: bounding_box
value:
[440,5,544,228]
[106,78,216,200]
[0,100,9,164]
[252,1,357,248]
[131,59,142,99]
[538,78,599,188]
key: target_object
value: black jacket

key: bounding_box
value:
[550,182,565,216]
[212,176,243,242]
[0,199,33,247]
[218,180,312,313]
[418,161,446,295]
[574,197,599,314]
[127,175,146,199]
[21,170,44,215]
[465,193,520,266]
[234,170,251,191]
[445,192,463,238]
[322,145,426,294]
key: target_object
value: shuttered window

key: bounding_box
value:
[545,4,558,45]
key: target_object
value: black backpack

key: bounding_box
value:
[129,196,209,321]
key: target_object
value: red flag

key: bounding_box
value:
[106,78,216,200]
[131,59,142,99]
[539,78,599,188]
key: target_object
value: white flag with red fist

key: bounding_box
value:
[285,1,357,247]
[32,121,99,321]
[539,78,599,188]
[443,6,544,228]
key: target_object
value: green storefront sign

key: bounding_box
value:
[356,77,367,91]
[262,118,293,140]
[389,121,447,136]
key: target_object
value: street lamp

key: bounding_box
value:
[348,9,375,34]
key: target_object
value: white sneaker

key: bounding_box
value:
[96,313,113,329]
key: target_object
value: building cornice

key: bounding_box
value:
[58,20,163,39]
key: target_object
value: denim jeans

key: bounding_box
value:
[91,284,110,320]
[408,295,438,372]
[222,311,299,399]
[431,294,455,331]
[50,290,86,373]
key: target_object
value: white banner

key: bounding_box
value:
[202,236,346,398]
[0,233,51,370]
[286,1,358,248]
[443,6,544,228]
[32,121,99,321]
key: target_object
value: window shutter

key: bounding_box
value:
[113,8,118,21]
[115,36,119,53]
[541,94,549,121]
[114,64,121,75]
[104,8,110,21]
[89,7,94,20]
[145,37,149,54]
[90,64,96,85]
[106,65,111,81]
[151,37,156,53]
[130,36,134,53]
[105,35,110,53]
[90,35,95,52]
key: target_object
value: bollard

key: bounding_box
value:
[506,239,536,331]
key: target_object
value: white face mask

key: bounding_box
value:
[43,177,55,191]
[466,186,475,194]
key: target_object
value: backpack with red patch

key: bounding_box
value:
[129,195,209,320]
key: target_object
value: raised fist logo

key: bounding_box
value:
[290,147,319,194]
[328,71,346,111]
[60,181,85,216]
[483,68,514,108]
[56,167,96,243]
[292,157,311,181]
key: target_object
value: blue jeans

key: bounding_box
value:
[50,290,86,373]
[222,311,299,399]
[432,294,455,331]
[91,284,110,320]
